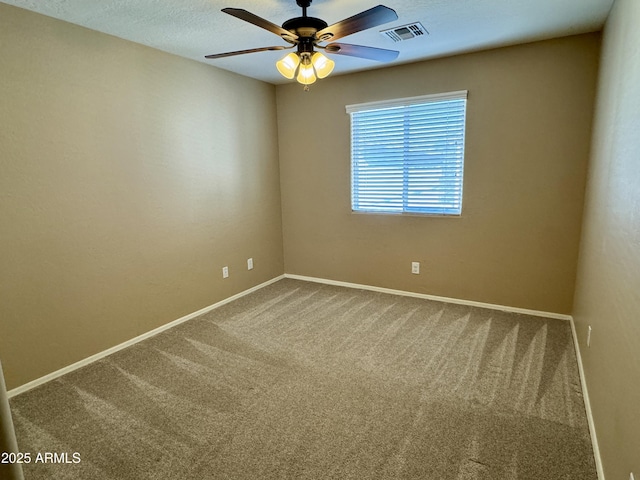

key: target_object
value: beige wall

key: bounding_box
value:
[277,34,600,314]
[0,4,284,390]
[573,0,640,477]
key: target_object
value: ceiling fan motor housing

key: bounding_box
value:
[286,0,331,42]
[282,16,327,38]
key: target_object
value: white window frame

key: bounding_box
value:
[346,90,468,216]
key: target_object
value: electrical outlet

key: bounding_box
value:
[587,325,592,347]
[411,262,420,274]
[222,266,229,278]
[247,258,254,270]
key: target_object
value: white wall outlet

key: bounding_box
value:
[411,262,420,274]
[587,325,592,347]
[222,266,229,278]
[247,258,254,270]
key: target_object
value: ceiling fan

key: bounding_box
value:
[205,0,400,89]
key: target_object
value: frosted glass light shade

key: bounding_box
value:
[311,52,335,79]
[296,62,317,85]
[276,53,300,79]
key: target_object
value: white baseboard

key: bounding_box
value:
[569,317,605,480]
[7,275,285,399]
[284,274,572,321]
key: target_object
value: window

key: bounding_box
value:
[346,91,467,216]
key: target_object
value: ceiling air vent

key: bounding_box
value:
[380,22,428,42]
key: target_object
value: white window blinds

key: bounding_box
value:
[347,91,467,216]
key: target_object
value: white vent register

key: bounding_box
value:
[381,22,428,42]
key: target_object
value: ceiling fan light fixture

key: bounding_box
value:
[276,52,300,79]
[276,50,332,86]
[311,52,335,79]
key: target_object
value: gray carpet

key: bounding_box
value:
[10,278,597,479]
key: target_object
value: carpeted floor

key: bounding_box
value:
[10,278,597,479]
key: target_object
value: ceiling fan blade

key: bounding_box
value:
[222,8,298,40]
[325,43,399,62]
[315,5,398,42]
[205,45,289,59]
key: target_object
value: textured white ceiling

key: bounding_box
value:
[1,0,614,84]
